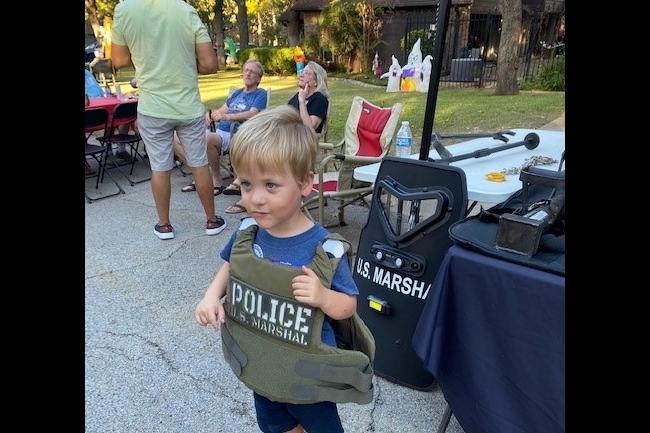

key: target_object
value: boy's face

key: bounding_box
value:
[237,164,314,236]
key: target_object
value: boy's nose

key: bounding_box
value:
[249,188,266,204]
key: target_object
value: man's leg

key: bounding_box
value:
[206,132,224,188]
[173,132,188,165]
[177,119,220,223]
[190,165,216,220]
[151,170,172,225]
[137,114,178,238]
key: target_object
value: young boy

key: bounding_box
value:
[195,106,371,433]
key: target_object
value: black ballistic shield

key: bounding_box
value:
[353,157,467,390]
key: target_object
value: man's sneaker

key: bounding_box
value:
[206,216,226,236]
[154,223,175,240]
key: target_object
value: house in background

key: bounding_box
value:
[279,0,564,74]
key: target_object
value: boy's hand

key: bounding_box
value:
[195,296,226,331]
[292,265,326,307]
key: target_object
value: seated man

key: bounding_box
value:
[175,59,267,195]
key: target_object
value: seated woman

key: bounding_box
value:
[288,60,329,133]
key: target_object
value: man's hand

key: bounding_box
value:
[292,266,327,307]
[195,296,226,331]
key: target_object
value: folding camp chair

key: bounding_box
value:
[85,107,125,203]
[98,102,150,186]
[303,96,403,227]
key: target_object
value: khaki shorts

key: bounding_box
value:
[137,113,208,171]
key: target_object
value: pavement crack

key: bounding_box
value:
[85,237,195,280]
[89,330,249,404]
[366,379,383,432]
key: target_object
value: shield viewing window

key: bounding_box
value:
[375,176,451,244]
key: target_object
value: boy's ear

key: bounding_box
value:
[300,171,315,197]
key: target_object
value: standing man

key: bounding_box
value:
[111,0,226,240]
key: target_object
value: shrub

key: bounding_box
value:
[237,47,296,76]
[401,29,435,59]
[519,55,565,91]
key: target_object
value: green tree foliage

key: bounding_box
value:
[321,0,383,72]
[401,29,435,58]
[519,55,565,91]
[248,0,292,47]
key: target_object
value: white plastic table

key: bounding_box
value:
[353,128,565,204]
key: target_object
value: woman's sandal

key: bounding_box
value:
[225,203,247,214]
[222,184,241,196]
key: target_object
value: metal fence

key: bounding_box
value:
[404,4,565,88]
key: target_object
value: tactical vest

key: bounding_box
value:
[221,222,376,404]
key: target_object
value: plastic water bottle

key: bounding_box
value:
[114,83,123,100]
[395,121,413,158]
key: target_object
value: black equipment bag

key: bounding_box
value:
[449,181,565,275]
[353,157,467,390]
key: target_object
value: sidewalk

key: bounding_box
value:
[85,114,564,433]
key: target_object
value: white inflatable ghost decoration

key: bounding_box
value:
[380,55,402,92]
[417,55,433,93]
[372,52,380,77]
[404,38,423,72]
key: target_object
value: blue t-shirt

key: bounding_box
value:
[219,88,267,133]
[221,219,358,346]
[85,69,104,98]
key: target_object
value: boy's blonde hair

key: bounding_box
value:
[229,105,318,182]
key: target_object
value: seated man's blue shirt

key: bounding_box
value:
[218,88,267,133]
[221,220,358,346]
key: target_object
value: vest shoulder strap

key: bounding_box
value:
[321,232,352,272]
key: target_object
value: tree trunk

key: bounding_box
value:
[236,0,249,50]
[257,11,263,46]
[213,1,226,70]
[85,0,101,40]
[495,0,521,95]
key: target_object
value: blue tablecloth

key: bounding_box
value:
[413,245,565,433]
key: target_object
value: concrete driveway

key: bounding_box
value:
[86,115,563,432]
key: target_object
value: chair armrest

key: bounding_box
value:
[318,139,344,151]
[338,155,383,165]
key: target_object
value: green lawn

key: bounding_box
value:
[114,68,564,155]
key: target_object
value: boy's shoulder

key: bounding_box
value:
[319,228,350,259]
[237,217,257,231]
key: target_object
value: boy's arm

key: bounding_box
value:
[292,266,357,320]
[195,263,230,330]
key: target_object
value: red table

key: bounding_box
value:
[86,96,138,130]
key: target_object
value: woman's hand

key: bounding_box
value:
[298,82,310,103]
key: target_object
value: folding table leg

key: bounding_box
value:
[436,402,453,433]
